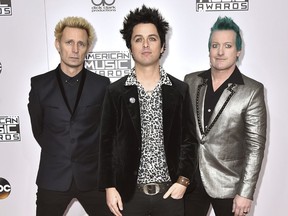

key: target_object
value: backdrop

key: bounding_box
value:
[0,0,287,215]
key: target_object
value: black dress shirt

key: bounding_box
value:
[59,69,83,111]
[199,67,244,128]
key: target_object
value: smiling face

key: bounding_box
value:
[130,23,164,68]
[209,30,241,74]
[55,27,89,75]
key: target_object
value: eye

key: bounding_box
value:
[211,44,218,48]
[65,40,74,46]
[135,37,143,42]
[225,44,232,48]
[149,36,157,41]
[78,41,87,47]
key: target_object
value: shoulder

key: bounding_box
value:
[85,69,110,84]
[165,74,190,97]
[184,70,208,90]
[31,69,55,79]
[241,73,264,89]
[104,76,136,101]
[30,69,57,86]
[167,74,185,85]
[108,75,129,90]
[184,70,207,81]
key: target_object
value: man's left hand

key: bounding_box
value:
[163,183,187,199]
[232,194,252,216]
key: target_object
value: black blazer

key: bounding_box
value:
[28,65,110,191]
[98,74,198,202]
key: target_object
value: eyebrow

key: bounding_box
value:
[132,34,159,39]
[211,41,233,44]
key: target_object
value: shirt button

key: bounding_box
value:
[208,109,211,112]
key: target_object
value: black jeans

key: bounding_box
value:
[36,179,111,216]
[184,180,234,216]
[122,190,184,216]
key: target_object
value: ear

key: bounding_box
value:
[160,43,165,53]
[236,50,241,57]
[55,39,60,52]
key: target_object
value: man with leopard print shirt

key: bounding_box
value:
[98,5,198,216]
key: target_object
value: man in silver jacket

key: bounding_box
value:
[184,17,267,216]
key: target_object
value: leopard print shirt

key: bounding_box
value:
[125,67,172,184]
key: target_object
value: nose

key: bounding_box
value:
[72,43,79,53]
[217,45,224,55]
[143,39,149,48]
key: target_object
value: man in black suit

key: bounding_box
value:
[28,16,111,216]
[98,5,198,216]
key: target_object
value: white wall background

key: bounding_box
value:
[0,0,287,215]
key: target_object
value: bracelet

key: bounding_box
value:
[177,176,190,187]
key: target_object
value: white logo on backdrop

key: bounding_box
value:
[0,177,11,200]
[196,0,249,11]
[0,0,12,16]
[85,51,131,78]
[91,0,116,12]
[0,116,21,142]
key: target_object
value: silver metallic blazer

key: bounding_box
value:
[184,68,267,199]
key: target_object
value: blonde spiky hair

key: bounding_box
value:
[54,16,96,47]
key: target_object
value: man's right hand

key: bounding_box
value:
[106,187,123,216]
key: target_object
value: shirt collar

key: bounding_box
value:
[59,65,84,82]
[125,66,172,86]
[199,66,244,85]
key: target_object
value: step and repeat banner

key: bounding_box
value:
[0,0,287,215]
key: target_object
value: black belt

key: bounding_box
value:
[136,182,172,195]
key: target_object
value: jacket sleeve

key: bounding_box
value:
[238,83,267,199]
[98,87,117,190]
[27,78,43,145]
[178,84,199,182]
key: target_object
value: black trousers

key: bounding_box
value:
[122,190,184,216]
[184,170,234,216]
[36,179,111,216]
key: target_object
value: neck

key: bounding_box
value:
[60,63,83,77]
[135,64,161,92]
[211,65,235,91]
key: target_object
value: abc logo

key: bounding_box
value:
[0,177,11,199]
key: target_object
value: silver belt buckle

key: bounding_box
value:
[143,183,160,195]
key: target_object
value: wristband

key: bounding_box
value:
[177,176,190,187]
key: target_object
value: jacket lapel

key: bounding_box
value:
[196,79,208,137]
[56,69,87,116]
[71,70,86,116]
[55,70,72,114]
[123,86,142,142]
[207,83,237,134]
[121,84,180,145]
[196,78,237,137]
[162,85,178,144]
